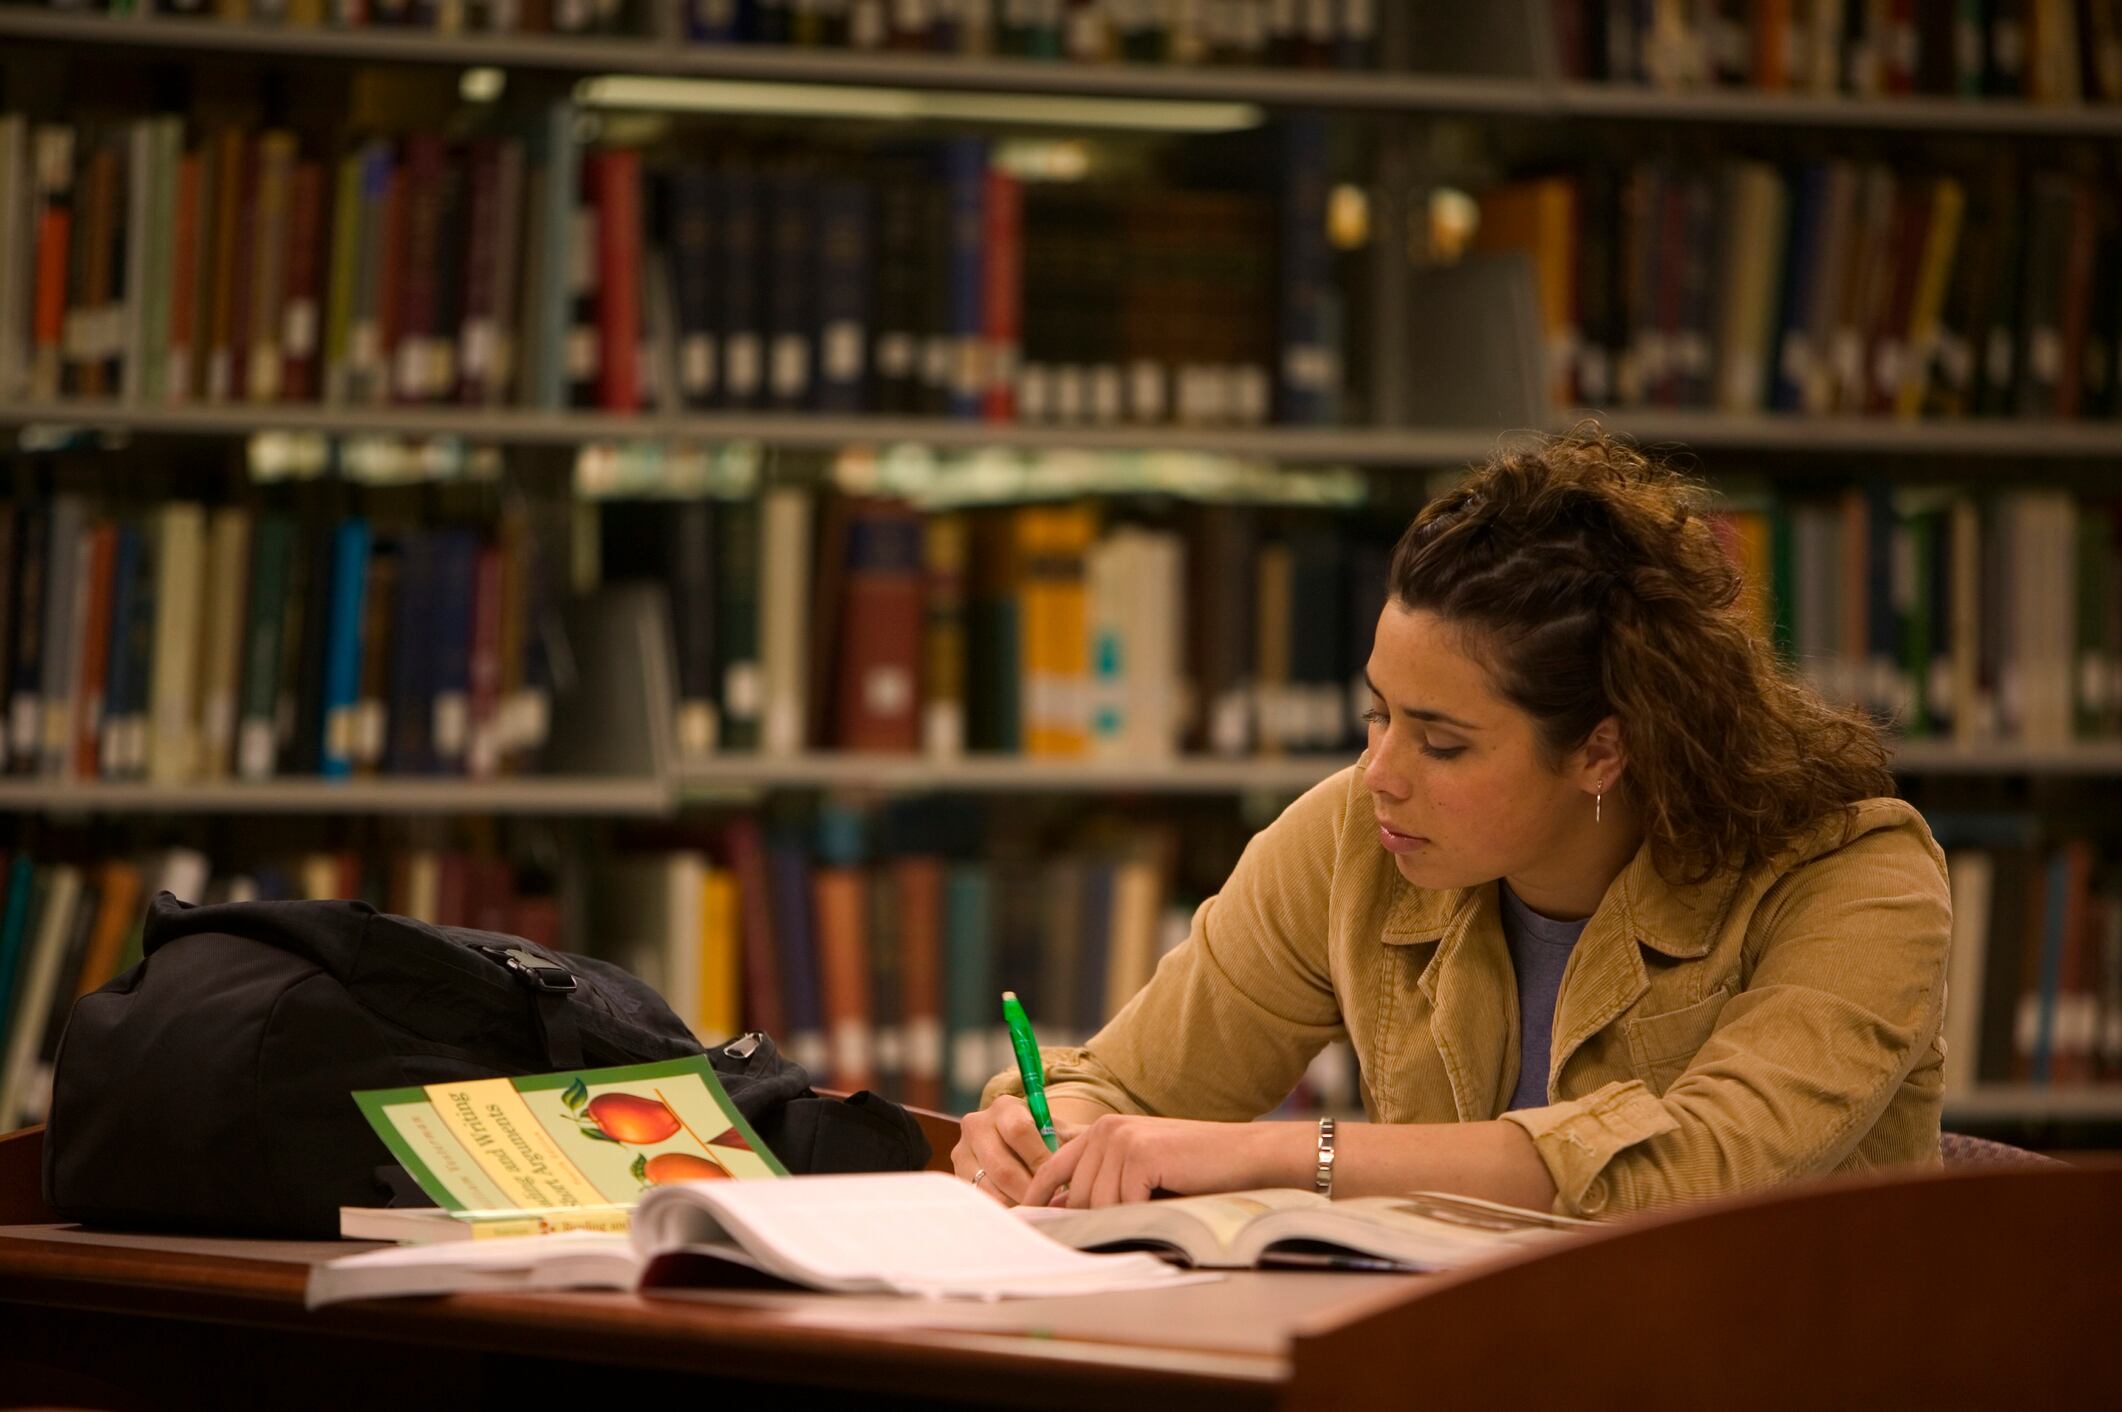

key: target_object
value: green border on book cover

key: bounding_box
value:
[353,1053,789,1215]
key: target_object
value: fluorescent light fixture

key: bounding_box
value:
[573,75,1263,133]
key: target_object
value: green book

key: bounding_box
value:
[943,862,995,1115]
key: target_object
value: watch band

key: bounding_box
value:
[1314,1115,1337,1197]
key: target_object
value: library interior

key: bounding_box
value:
[0,2,2118,1407]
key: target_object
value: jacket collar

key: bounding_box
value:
[1378,835,1725,959]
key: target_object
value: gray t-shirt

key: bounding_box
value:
[1500,883,1589,1112]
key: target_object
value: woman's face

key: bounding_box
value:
[1360,601,1597,895]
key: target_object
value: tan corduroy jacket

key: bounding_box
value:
[983,762,1952,1220]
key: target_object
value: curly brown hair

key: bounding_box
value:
[1387,426,1894,886]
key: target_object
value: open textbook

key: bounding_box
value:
[1021,1187,1594,1271]
[341,1055,783,1241]
[308,1172,1208,1307]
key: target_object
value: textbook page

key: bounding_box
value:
[635,1172,1215,1298]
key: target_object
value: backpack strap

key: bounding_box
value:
[474,944,584,1069]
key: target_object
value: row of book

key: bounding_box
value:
[1942,825,2122,1095]
[0,816,1359,1120]
[599,490,1388,763]
[0,493,559,782]
[14,473,2122,787]
[1552,0,2122,104]
[0,113,1338,426]
[1479,159,2122,420]
[1714,488,2122,750]
[32,0,1384,68]
[0,848,192,1131]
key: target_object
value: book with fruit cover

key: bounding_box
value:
[345,1054,786,1241]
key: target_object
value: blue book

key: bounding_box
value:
[719,163,764,409]
[766,170,816,411]
[942,137,987,421]
[0,855,38,1047]
[320,519,372,780]
[814,177,873,414]
[1770,164,1829,413]
[944,862,994,1114]
[1277,115,1335,425]
[385,531,433,776]
[768,835,826,1078]
[428,531,478,775]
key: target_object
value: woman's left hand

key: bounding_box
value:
[1018,1114,1291,1209]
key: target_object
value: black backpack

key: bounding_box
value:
[43,893,930,1237]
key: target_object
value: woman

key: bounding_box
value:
[959,430,1951,1220]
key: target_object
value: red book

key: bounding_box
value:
[724,817,784,1040]
[593,148,642,412]
[32,193,71,402]
[894,856,944,1112]
[74,523,116,779]
[835,500,925,752]
[395,135,446,405]
[2055,183,2098,419]
[435,851,470,930]
[467,544,504,779]
[812,867,878,1093]
[166,152,202,403]
[456,138,500,407]
[281,159,326,404]
[981,167,1021,423]
[226,139,258,403]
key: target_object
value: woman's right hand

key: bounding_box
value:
[951,1095,1063,1206]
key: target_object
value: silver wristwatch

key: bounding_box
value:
[1314,1115,1337,1197]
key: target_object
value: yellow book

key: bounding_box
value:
[698,865,740,1046]
[1473,178,1578,405]
[1019,505,1097,757]
[1895,179,1966,421]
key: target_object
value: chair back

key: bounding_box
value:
[1941,1131,2064,1165]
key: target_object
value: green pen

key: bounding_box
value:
[1001,990,1059,1152]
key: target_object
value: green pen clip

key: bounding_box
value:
[1002,990,1059,1152]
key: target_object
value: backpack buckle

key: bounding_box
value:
[477,944,578,993]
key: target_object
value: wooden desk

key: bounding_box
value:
[4,1124,2117,1410]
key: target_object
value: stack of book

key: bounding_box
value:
[0,493,558,783]
[0,111,1334,426]
[31,1,1385,69]
[1552,0,2122,102]
[1477,159,2122,421]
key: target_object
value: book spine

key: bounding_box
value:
[320,518,372,780]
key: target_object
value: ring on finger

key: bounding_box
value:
[971,1168,987,1187]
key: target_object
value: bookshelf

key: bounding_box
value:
[5,1,2122,1136]
[9,8,2122,137]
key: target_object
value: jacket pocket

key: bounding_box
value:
[1624,986,1733,1094]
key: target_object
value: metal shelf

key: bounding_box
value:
[676,753,1353,797]
[1,399,1509,466]
[1891,742,2122,776]
[2,744,2121,817]
[17,399,2122,464]
[0,776,670,815]
[8,10,2122,135]
[1587,410,2122,459]
[1942,1086,2122,1122]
